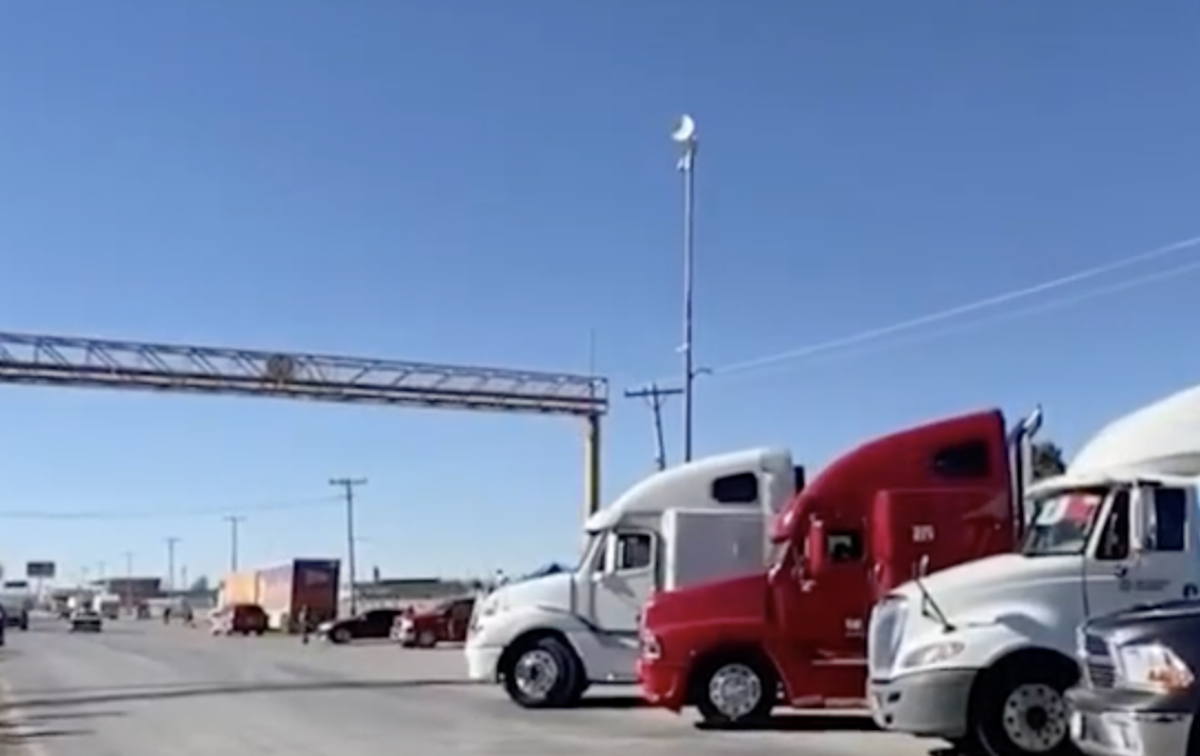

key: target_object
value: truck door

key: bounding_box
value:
[1128,486,1194,602]
[589,530,656,635]
[1084,489,1134,619]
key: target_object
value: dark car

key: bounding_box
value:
[1067,599,1200,756]
[320,608,403,644]
[211,603,269,636]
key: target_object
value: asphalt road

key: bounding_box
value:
[0,618,944,756]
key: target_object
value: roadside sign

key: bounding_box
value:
[26,561,55,579]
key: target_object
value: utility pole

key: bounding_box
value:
[625,383,683,471]
[671,114,699,462]
[224,515,245,573]
[122,551,133,611]
[164,537,180,592]
[329,478,367,616]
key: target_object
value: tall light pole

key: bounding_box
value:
[122,550,134,610]
[330,478,367,615]
[672,113,699,462]
[224,515,245,573]
[164,537,180,592]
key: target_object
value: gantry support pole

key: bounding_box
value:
[584,413,602,520]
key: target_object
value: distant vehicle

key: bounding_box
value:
[69,609,103,633]
[92,593,121,620]
[393,598,475,648]
[211,604,268,636]
[319,608,404,644]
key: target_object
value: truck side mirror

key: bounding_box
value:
[806,519,827,576]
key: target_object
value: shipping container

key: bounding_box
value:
[255,559,340,632]
[219,571,259,607]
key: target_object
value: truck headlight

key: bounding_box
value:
[640,630,662,660]
[1115,642,1194,692]
[901,641,965,669]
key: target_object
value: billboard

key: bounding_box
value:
[26,561,55,578]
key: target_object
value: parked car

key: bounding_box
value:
[69,609,103,633]
[1067,599,1200,756]
[392,597,475,648]
[319,608,403,644]
[211,603,269,636]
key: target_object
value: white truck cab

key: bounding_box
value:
[868,383,1200,756]
[465,447,799,708]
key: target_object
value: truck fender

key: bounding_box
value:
[475,606,593,677]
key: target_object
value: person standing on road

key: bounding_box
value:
[298,605,310,644]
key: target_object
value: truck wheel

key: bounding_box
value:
[972,663,1077,756]
[694,655,776,727]
[502,636,584,709]
[18,615,27,632]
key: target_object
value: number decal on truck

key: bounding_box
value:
[912,525,935,543]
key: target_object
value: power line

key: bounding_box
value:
[705,232,1200,378]
[717,256,1200,382]
[625,384,683,471]
[0,494,342,521]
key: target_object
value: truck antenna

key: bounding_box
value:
[914,555,955,633]
[624,383,683,471]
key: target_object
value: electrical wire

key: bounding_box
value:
[706,232,1200,378]
[0,494,343,521]
[712,256,1200,384]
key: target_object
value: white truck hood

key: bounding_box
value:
[485,572,574,616]
[891,552,1083,625]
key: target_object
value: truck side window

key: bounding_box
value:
[1147,488,1187,552]
[931,439,991,480]
[827,530,863,563]
[616,533,653,571]
[712,472,758,504]
[1096,490,1131,561]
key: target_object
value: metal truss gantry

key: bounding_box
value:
[0,330,609,515]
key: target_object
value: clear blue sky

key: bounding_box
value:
[1,1,1198,586]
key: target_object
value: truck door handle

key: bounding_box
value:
[1114,566,1129,579]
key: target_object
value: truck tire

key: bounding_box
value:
[417,629,437,648]
[501,635,585,709]
[693,654,776,727]
[971,662,1078,756]
[18,614,28,631]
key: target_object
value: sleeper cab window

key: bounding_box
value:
[931,439,991,480]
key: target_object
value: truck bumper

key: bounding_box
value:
[869,669,976,739]
[1067,687,1192,756]
[636,657,687,711]
[464,641,503,683]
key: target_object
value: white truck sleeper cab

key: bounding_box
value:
[465,447,798,709]
[869,382,1200,756]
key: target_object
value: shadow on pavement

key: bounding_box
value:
[24,709,126,723]
[4,678,474,710]
[694,713,879,732]
[574,695,645,710]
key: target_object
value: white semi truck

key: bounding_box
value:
[868,383,1200,756]
[465,448,799,708]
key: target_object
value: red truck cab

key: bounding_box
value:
[637,409,1027,725]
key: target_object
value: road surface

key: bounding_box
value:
[0,618,944,756]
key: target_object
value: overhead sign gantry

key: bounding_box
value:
[0,330,609,517]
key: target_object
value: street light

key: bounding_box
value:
[672,113,699,462]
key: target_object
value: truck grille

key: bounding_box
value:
[1086,661,1115,689]
[868,598,906,677]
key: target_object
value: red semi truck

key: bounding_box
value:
[636,407,1038,725]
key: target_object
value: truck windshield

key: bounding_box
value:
[578,532,605,571]
[1022,488,1107,556]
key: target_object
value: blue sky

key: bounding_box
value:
[1,1,1198,586]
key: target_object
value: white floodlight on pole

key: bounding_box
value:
[672,114,699,462]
